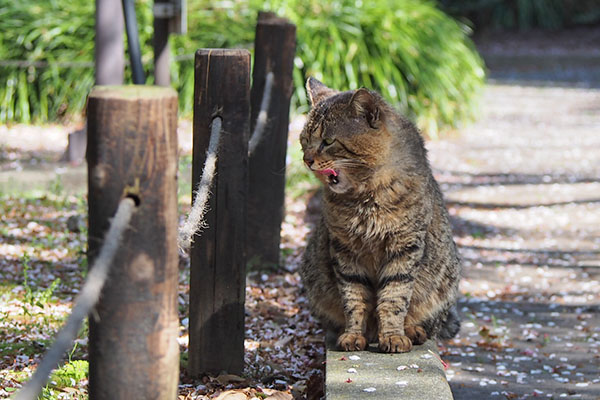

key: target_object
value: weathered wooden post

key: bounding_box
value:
[95,0,124,85]
[86,86,179,399]
[247,12,296,268]
[188,49,251,376]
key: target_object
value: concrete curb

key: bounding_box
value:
[326,340,453,399]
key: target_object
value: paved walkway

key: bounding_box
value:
[427,84,600,399]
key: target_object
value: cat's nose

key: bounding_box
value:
[303,155,314,168]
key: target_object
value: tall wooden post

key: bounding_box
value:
[247,13,296,268]
[188,49,250,376]
[86,86,179,400]
[153,0,171,86]
[95,0,124,85]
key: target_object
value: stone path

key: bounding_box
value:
[326,341,452,399]
[427,84,600,399]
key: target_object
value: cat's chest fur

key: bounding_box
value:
[322,177,425,274]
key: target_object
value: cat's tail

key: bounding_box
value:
[439,305,461,340]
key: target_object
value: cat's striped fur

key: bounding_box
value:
[299,78,461,353]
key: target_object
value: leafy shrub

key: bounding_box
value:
[277,0,485,135]
[0,0,485,135]
[0,0,154,124]
[0,0,96,123]
[174,0,485,135]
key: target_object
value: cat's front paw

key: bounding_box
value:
[337,332,367,351]
[378,333,412,353]
[405,325,428,345]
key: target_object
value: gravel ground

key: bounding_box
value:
[427,84,600,399]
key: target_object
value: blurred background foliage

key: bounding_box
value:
[439,0,600,30]
[1,0,485,136]
[177,0,486,136]
[1,0,596,134]
[0,0,97,123]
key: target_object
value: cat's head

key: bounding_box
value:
[300,77,392,195]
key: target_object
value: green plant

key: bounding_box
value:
[48,360,88,388]
[176,0,485,136]
[0,0,484,135]
[275,0,485,135]
[0,0,96,123]
[22,254,34,309]
[48,174,65,197]
[0,0,152,124]
[21,253,61,312]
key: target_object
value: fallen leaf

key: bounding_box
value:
[263,390,292,400]
[212,389,248,400]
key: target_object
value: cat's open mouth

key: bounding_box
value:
[317,168,339,185]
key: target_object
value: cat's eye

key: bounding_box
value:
[322,137,335,146]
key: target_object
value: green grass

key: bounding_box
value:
[3,361,89,399]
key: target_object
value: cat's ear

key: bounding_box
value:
[349,88,381,129]
[306,77,336,106]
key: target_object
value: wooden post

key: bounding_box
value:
[188,49,250,376]
[247,13,296,269]
[86,86,179,400]
[153,0,170,86]
[95,0,124,85]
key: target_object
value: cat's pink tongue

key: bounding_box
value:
[317,168,338,177]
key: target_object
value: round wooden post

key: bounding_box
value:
[188,49,250,376]
[247,13,296,268]
[86,86,179,400]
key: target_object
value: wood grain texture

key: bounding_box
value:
[86,85,179,399]
[247,16,296,268]
[188,49,250,376]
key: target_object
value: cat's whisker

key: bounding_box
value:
[333,159,371,170]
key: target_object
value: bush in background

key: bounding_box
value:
[0,0,485,136]
[0,0,96,123]
[0,0,157,124]
[273,0,485,135]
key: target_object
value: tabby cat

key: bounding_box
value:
[299,78,461,353]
